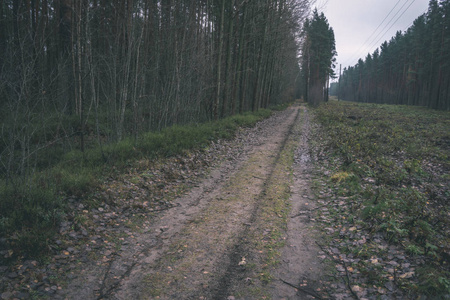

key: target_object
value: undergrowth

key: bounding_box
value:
[0,108,273,260]
[312,101,449,297]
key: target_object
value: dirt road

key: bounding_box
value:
[58,104,326,299]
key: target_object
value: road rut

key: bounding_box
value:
[58,104,325,299]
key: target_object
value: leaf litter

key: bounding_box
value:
[2,102,447,299]
[0,106,299,299]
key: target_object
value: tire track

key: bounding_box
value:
[210,106,301,299]
[58,105,301,299]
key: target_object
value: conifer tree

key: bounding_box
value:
[338,0,450,110]
[300,9,336,106]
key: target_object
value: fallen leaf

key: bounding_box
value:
[238,257,246,266]
[351,285,362,292]
[399,272,414,279]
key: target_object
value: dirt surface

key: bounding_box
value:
[3,103,443,300]
[269,107,327,299]
[1,104,335,299]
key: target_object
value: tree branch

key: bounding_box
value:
[279,278,324,299]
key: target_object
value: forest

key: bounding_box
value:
[337,0,450,110]
[0,0,310,183]
[0,1,449,298]
[0,0,326,259]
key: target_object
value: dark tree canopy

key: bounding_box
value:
[0,0,311,182]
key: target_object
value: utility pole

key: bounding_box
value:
[338,64,341,101]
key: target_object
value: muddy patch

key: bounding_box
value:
[269,107,328,299]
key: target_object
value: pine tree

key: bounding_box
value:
[338,0,449,110]
[301,9,336,106]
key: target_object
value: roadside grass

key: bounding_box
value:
[0,108,273,261]
[311,101,449,297]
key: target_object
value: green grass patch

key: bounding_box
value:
[0,108,275,260]
[0,183,65,258]
[312,101,450,297]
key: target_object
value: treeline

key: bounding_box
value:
[0,0,310,184]
[339,0,450,110]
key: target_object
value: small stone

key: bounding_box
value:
[325,227,334,233]
[336,265,345,272]
[331,248,340,254]
[385,281,395,292]
[7,272,18,279]
[388,261,399,266]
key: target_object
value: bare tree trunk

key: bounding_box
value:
[222,0,235,118]
[214,0,225,120]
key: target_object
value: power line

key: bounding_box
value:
[342,0,412,66]
[365,0,417,54]
[343,0,403,64]
[341,0,417,67]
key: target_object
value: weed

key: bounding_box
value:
[312,101,450,297]
[416,266,450,296]
[331,171,354,183]
[259,271,273,284]
[50,166,98,197]
[405,244,424,256]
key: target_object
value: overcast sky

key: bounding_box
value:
[316,0,430,77]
